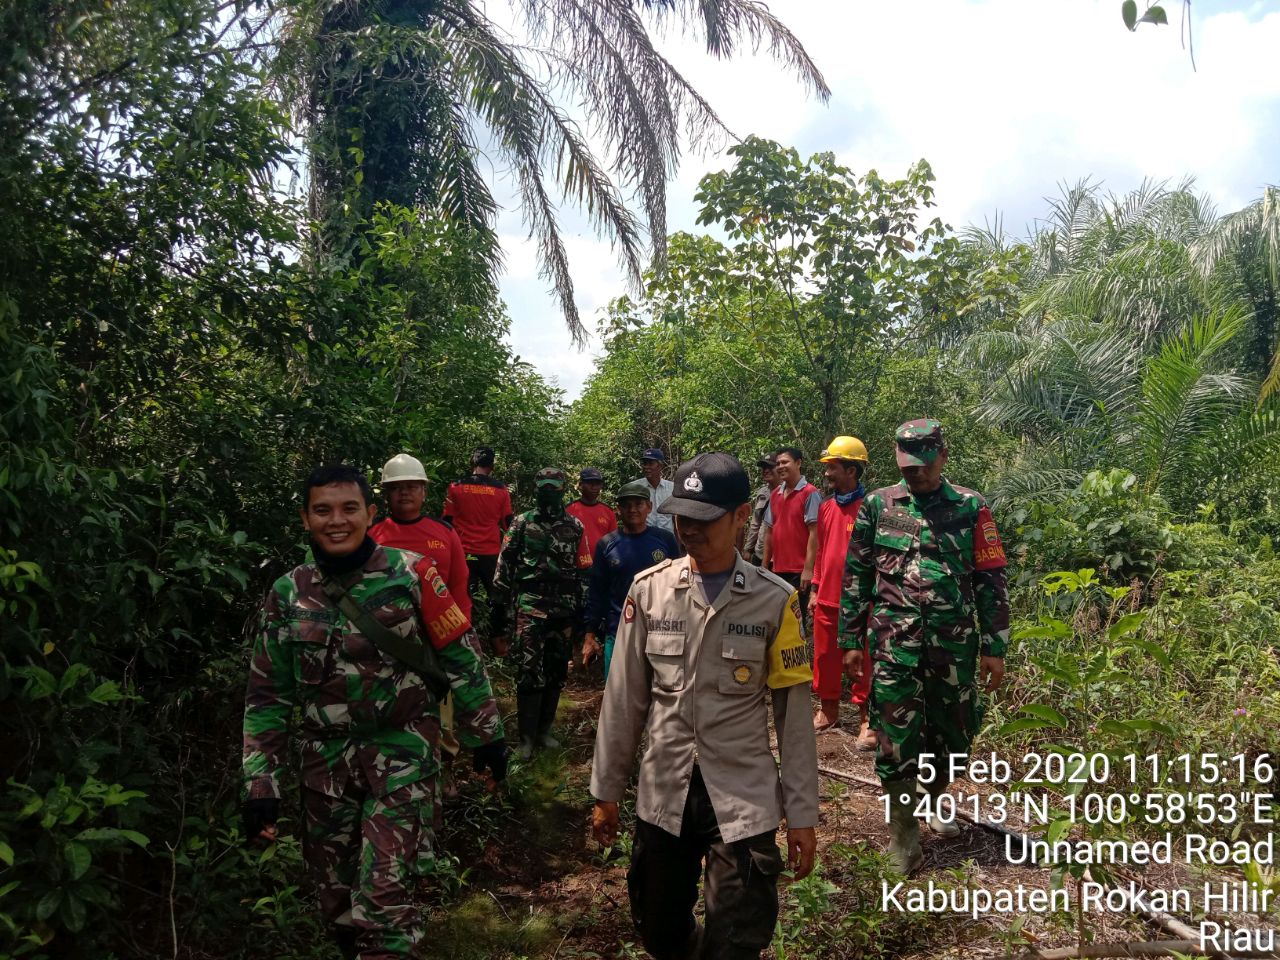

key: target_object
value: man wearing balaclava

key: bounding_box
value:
[491,468,593,759]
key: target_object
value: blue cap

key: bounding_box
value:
[579,468,603,481]
[640,448,666,463]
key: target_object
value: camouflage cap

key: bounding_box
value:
[534,467,567,489]
[616,479,652,502]
[895,419,946,467]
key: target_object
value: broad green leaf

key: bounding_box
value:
[35,889,62,921]
[998,717,1052,736]
[60,893,87,933]
[1139,4,1169,25]
[65,842,91,880]
[1019,704,1068,727]
[1106,611,1148,641]
[0,842,10,866]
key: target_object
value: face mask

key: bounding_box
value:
[536,487,564,514]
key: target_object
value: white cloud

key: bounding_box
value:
[495,0,1280,400]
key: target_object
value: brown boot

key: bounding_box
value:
[813,698,840,731]
[855,704,877,751]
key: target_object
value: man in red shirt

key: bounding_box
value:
[566,468,618,557]
[807,437,875,742]
[369,453,471,623]
[443,447,514,617]
[760,447,823,627]
[369,452,476,800]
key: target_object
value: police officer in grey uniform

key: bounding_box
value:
[590,452,819,960]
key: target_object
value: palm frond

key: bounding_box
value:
[644,0,830,99]
[1136,309,1249,491]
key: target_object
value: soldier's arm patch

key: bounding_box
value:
[415,557,470,648]
[972,505,1007,571]
[767,590,812,689]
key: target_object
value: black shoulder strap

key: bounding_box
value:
[319,574,450,701]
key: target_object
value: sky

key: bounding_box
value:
[491,0,1280,402]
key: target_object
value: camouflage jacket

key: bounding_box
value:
[837,479,1010,659]
[243,545,502,801]
[491,508,591,623]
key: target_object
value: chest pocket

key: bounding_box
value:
[645,632,687,692]
[718,634,766,695]
[284,615,336,686]
[873,527,915,576]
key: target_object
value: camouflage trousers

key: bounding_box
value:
[302,772,439,959]
[871,629,981,784]
[512,611,573,693]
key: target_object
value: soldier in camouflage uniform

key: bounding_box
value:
[243,464,507,960]
[491,467,592,760]
[837,420,1009,874]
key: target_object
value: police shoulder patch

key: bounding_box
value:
[632,557,673,582]
[623,597,636,623]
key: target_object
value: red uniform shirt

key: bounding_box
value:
[766,479,822,575]
[369,515,472,622]
[442,474,513,556]
[810,496,862,608]
[565,499,617,557]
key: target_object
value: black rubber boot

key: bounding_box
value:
[536,684,562,749]
[516,690,542,760]
[332,926,359,960]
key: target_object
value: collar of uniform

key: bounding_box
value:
[939,477,963,502]
[781,476,810,496]
[889,478,962,504]
[670,554,753,593]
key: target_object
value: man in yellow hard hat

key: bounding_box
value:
[809,437,874,743]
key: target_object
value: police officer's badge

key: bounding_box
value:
[623,598,636,623]
[733,665,751,685]
[733,571,746,589]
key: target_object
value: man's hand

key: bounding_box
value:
[807,592,818,618]
[582,633,602,667]
[592,801,619,846]
[980,655,1005,693]
[472,740,509,784]
[241,797,279,845]
[786,826,816,880]
[842,648,863,682]
[800,572,813,591]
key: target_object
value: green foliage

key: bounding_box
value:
[281,0,828,338]
[0,0,563,954]
[772,843,950,959]
[1007,470,1177,581]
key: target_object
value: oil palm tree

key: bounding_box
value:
[275,0,829,342]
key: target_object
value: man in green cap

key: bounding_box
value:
[837,419,1010,874]
[581,479,680,681]
[491,467,593,759]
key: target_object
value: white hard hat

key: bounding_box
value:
[381,453,428,484]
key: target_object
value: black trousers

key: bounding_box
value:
[464,552,498,600]
[627,767,783,960]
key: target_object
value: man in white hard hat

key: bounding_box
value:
[370,453,473,800]
[369,453,470,617]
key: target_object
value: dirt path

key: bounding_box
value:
[422,686,1275,960]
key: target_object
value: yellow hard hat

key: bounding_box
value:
[381,453,428,484]
[819,436,869,464]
